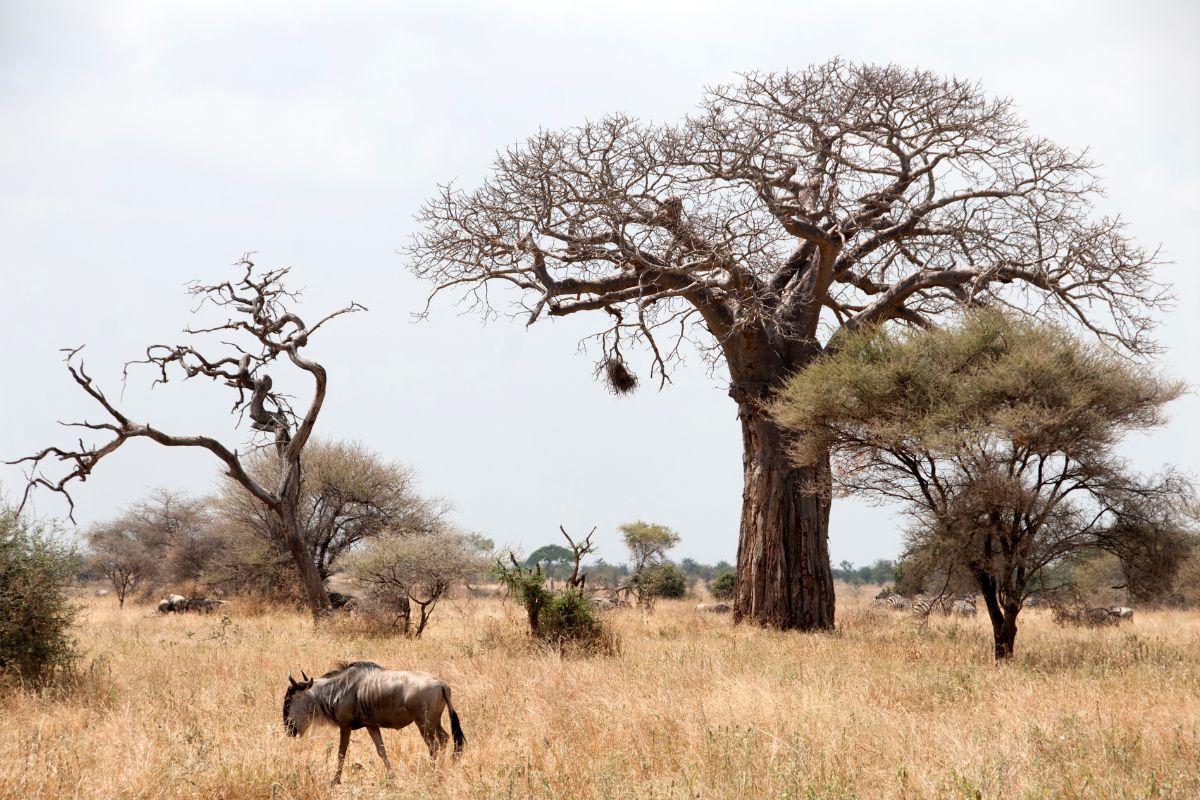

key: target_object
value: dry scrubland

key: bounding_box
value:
[2,588,1198,800]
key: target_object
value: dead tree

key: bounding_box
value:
[409,61,1168,630]
[7,258,365,618]
[560,524,597,589]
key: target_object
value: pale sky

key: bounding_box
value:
[1,0,1197,568]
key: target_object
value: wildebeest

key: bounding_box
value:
[283,661,464,785]
[696,603,731,613]
[1109,606,1134,622]
[94,588,109,597]
[590,597,616,611]
[1053,606,1120,627]
[157,594,187,614]
[184,598,225,614]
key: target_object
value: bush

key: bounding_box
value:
[494,557,617,654]
[635,562,687,599]
[710,571,735,600]
[0,511,81,683]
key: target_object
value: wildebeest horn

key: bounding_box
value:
[301,670,310,682]
[288,671,298,687]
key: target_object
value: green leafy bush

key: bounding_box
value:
[635,562,687,599]
[710,571,735,600]
[0,511,81,683]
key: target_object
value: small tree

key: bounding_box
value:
[774,311,1189,659]
[86,524,153,607]
[6,260,364,618]
[0,510,80,683]
[620,521,680,608]
[345,528,489,638]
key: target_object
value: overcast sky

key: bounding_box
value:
[1,0,1197,568]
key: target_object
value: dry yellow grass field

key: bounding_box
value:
[2,587,1197,800]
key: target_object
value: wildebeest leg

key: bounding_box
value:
[416,722,440,758]
[366,726,393,775]
[332,726,351,785]
[433,722,449,751]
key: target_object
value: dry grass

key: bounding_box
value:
[2,586,1197,799]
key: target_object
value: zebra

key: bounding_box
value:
[871,590,912,611]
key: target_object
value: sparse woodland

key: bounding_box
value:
[2,57,1199,799]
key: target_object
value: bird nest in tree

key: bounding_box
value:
[601,358,638,395]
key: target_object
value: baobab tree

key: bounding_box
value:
[409,61,1167,630]
[7,259,364,617]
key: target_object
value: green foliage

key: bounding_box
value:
[540,588,602,643]
[634,562,688,598]
[495,546,614,653]
[0,511,81,683]
[775,309,1181,468]
[710,571,735,600]
[525,544,575,578]
[619,521,681,567]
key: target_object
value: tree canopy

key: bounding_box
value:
[773,311,1190,658]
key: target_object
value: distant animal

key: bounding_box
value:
[871,590,912,611]
[158,594,187,614]
[1053,606,1119,627]
[185,598,225,614]
[1108,606,1134,622]
[695,603,731,614]
[94,588,109,597]
[283,661,464,785]
[590,598,616,611]
[950,599,977,617]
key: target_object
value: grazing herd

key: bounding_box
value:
[156,593,226,614]
[870,589,1137,627]
[871,590,979,617]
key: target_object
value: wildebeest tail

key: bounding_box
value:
[442,684,465,754]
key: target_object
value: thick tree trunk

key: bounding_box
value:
[278,508,332,618]
[733,406,835,630]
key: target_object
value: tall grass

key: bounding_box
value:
[1,588,1196,799]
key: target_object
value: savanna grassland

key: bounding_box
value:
[2,588,1197,800]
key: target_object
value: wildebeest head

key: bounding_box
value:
[282,671,315,737]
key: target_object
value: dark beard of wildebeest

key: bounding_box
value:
[282,661,465,785]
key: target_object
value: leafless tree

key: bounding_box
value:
[409,61,1168,629]
[7,258,365,618]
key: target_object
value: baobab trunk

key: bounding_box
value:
[733,405,835,630]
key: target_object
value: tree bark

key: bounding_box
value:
[977,576,1019,660]
[277,508,332,618]
[732,405,835,630]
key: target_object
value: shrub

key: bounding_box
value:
[710,571,735,600]
[635,562,687,599]
[0,511,81,683]
[494,554,617,655]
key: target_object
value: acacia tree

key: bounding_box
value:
[409,61,1166,630]
[216,439,447,581]
[620,521,680,608]
[7,259,364,618]
[87,524,153,607]
[772,312,1188,658]
[345,527,490,637]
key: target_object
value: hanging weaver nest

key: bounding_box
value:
[600,357,639,395]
